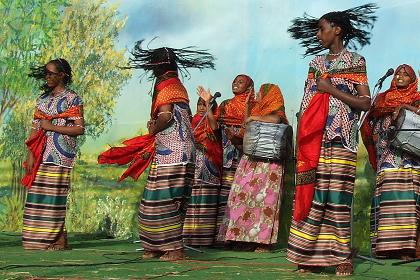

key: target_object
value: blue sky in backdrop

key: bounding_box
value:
[84,0,420,152]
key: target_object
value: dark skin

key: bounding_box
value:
[316,19,371,111]
[25,62,84,174]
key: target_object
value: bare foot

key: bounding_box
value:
[254,244,273,253]
[143,251,163,260]
[336,262,353,276]
[159,249,185,261]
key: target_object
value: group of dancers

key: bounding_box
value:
[20,3,420,277]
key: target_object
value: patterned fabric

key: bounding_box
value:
[301,49,368,152]
[154,103,194,165]
[22,164,71,250]
[151,76,190,117]
[294,49,367,221]
[287,137,356,266]
[216,161,239,241]
[371,168,420,255]
[219,155,284,244]
[33,90,83,168]
[138,162,194,251]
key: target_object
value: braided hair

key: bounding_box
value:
[29,58,73,93]
[288,3,378,56]
[126,39,216,81]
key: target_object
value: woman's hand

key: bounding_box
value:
[25,153,35,175]
[316,78,334,94]
[40,119,54,131]
[392,105,406,120]
[245,88,255,104]
[147,120,156,135]
[245,116,259,125]
[197,86,212,103]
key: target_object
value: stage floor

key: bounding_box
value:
[0,232,418,279]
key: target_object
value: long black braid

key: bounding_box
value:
[125,39,216,82]
[29,58,73,93]
[288,3,378,56]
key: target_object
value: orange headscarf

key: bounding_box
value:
[250,83,288,124]
[216,74,254,126]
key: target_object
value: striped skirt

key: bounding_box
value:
[216,161,239,241]
[138,162,194,252]
[287,139,356,266]
[22,164,71,250]
[183,180,219,246]
[371,168,420,255]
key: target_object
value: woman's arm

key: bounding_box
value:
[392,104,420,120]
[245,114,282,124]
[147,104,173,135]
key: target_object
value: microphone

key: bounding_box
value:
[209,92,221,104]
[375,68,394,87]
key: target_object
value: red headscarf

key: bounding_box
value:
[216,74,254,126]
[361,64,420,170]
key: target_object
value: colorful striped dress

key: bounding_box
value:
[183,114,222,246]
[287,50,367,266]
[23,90,83,250]
[138,88,195,252]
[370,114,420,256]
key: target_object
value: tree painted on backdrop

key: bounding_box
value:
[42,0,132,140]
[0,0,131,231]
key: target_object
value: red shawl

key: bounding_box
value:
[294,71,368,221]
[98,77,189,181]
[361,64,420,170]
[21,106,82,188]
[192,113,222,173]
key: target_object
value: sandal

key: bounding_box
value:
[336,262,353,276]
[159,249,185,261]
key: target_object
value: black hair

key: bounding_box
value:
[29,58,73,93]
[287,3,378,56]
[126,40,216,81]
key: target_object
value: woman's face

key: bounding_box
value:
[316,19,339,49]
[196,99,206,116]
[232,75,249,94]
[45,62,64,89]
[394,67,413,89]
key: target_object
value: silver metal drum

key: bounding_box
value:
[243,121,293,161]
[389,109,420,157]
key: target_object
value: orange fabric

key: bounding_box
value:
[251,83,288,124]
[294,72,367,221]
[361,64,420,170]
[21,105,83,188]
[216,74,254,126]
[151,77,189,117]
